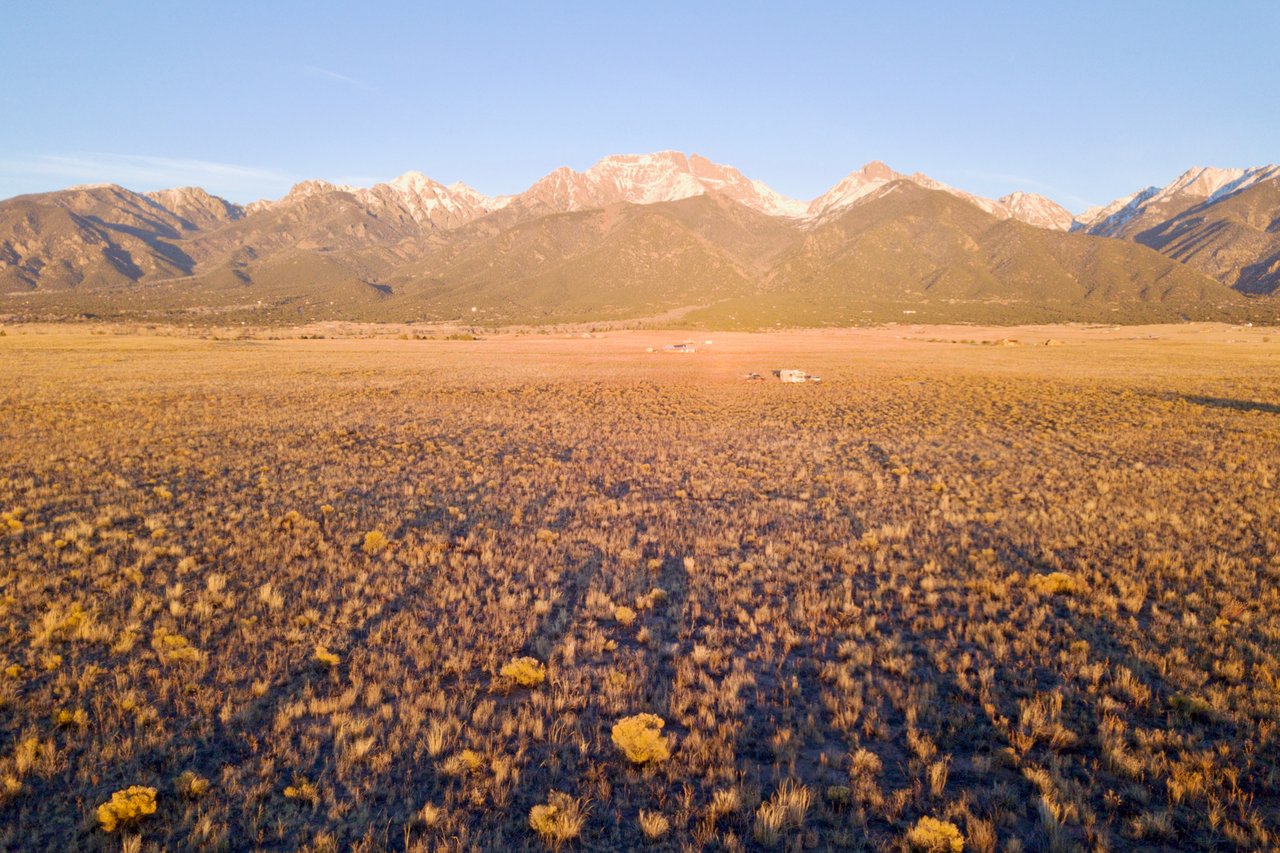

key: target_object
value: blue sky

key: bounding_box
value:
[2,1,1277,212]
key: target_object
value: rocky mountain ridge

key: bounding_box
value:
[1,153,1277,324]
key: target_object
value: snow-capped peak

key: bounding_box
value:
[805,161,904,217]
[1075,164,1280,236]
[997,191,1073,231]
[1157,164,1280,205]
[246,154,1083,231]
[1073,187,1160,231]
[807,162,1042,224]
[519,151,808,218]
[808,162,983,219]
[386,170,442,195]
[360,172,500,226]
[580,151,707,205]
[251,172,501,229]
[448,180,513,211]
[1160,166,1248,202]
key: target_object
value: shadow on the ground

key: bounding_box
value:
[1182,395,1280,415]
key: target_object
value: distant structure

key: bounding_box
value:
[774,369,822,383]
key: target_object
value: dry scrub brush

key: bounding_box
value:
[0,331,1276,849]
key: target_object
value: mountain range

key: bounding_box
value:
[1,151,1275,326]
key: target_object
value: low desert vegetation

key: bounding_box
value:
[905,816,964,852]
[0,325,1277,850]
[501,656,548,688]
[95,785,158,833]
[610,714,672,766]
[528,791,586,849]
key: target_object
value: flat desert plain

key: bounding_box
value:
[0,324,1278,851]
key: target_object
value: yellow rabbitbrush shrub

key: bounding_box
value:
[1027,571,1085,596]
[906,816,964,852]
[500,656,546,687]
[96,785,157,832]
[611,713,671,764]
[2,510,22,535]
[362,530,389,555]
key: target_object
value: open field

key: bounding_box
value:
[1,324,1278,851]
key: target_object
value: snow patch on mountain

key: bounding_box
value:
[359,172,498,227]
[806,161,900,217]
[519,151,809,218]
[1076,165,1280,236]
[1156,165,1280,205]
[905,172,1008,218]
[1203,164,1280,202]
[236,153,1081,232]
[808,162,1070,229]
[245,173,505,230]
[998,191,1073,231]
[1072,187,1160,235]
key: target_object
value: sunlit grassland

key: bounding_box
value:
[0,324,1278,851]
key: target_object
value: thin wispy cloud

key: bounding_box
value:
[0,153,296,201]
[294,64,380,94]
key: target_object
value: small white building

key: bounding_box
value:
[779,369,807,383]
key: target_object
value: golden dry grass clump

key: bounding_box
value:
[175,770,209,800]
[1,509,24,535]
[528,790,586,848]
[753,779,813,845]
[283,776,320,806]
[151,628,201,664]
[611,713,671,765]
[638,809,670,839]
[906,815,965,852]
[500,655,547,687]
[53,708,87,731]
[458,749,484,772]
[361,529,389,555]
[96,785,157,832]
[1027,571,1085,596]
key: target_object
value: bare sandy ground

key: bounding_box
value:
[4,320,1275,399]
[4,319,1274,346]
